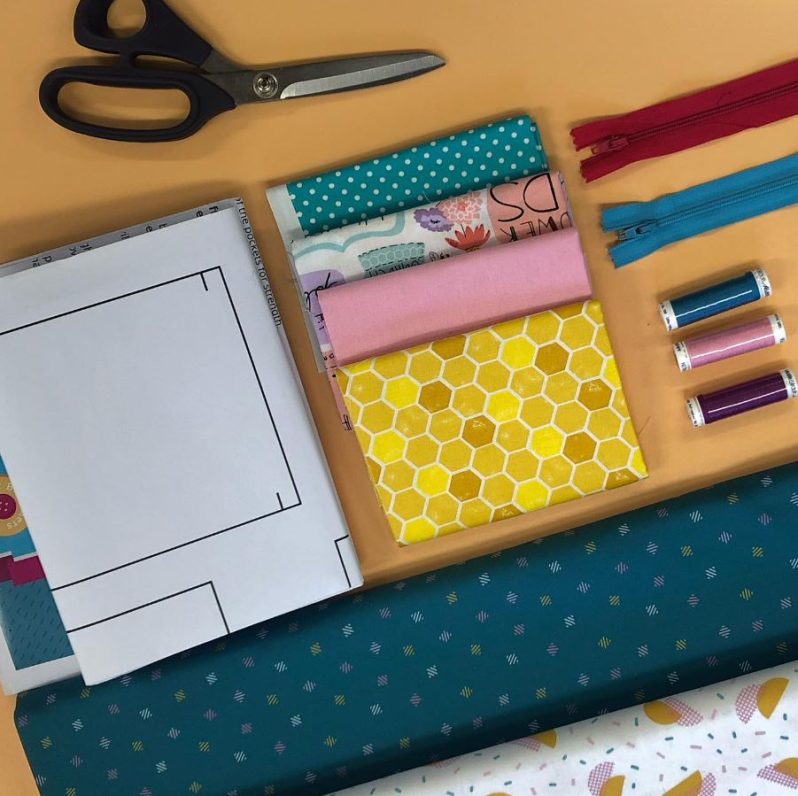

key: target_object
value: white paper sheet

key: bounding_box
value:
[0,204,361,684]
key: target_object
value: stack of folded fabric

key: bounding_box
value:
[280,121,648,545]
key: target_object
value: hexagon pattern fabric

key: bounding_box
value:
[338,301,647,544]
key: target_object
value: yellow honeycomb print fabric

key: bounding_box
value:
[338,300,648,545]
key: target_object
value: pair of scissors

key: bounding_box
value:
[39,0,445,143]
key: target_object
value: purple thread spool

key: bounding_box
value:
[687,369,798,427]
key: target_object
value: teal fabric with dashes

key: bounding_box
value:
[287,116,548,234]
[16,463,798,796]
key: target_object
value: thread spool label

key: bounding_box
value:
[781,368,798,399]
[659,300,678,332]
[686,397,705,428]
[752,267,772,299]
[673,341,692,372]
[769,314,787,345]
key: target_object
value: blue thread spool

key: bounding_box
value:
[659,268,771,331]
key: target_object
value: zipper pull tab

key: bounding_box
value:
[616,221,655,241]
[591,135,629,155]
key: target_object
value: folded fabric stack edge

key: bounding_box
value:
[320,227,591,366]
[16,460,798,796]
[269,115,549,244]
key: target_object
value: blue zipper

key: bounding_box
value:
[602,152,798,266]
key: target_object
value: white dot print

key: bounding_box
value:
[288,116,541,234]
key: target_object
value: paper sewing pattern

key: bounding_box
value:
[0,206,360,684]
[0,200,250,694]
[339,301,647,544]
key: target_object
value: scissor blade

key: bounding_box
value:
[274,53,444,99]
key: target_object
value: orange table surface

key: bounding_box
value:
[4,1,798,792]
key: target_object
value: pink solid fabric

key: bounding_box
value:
[319,227,593,365]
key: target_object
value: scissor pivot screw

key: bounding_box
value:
[254,72,279,99]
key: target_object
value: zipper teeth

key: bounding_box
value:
[599,81,798,149]
[613,173,798,242]
[653,173,798,228]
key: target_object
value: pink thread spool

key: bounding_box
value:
[673,314,786,372]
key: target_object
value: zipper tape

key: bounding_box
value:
[572,57,798,182]
[602,152,798,267]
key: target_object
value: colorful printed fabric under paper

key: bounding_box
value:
[334,661,798,796]
[338,301,647,544]
[15,462,798,796]
[267,115,549,243]
[0,454,73,682]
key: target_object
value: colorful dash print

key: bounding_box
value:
[15,462,798,796]
[336,663,798,796]
[339,301,647,544]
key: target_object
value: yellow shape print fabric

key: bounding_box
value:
[338,301,647,545]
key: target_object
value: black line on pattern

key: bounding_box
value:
[0,272,202,337]
[334,536,353,588]
[66,582,218,634]
[36,265,302,592]
[52,501,299,591]
[217,268,301,507]
[209,581,231,634]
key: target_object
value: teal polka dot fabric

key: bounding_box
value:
[16,462,798,796]
[287,116,548,235]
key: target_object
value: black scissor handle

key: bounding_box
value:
[39,65,236,142]
[74,0,213,67]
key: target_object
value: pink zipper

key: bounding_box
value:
[572,58,798,182]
